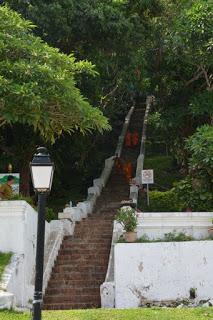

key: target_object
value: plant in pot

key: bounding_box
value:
[116,206,137,242]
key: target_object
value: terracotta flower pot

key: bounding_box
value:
[124,231,137,242]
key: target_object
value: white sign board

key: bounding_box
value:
[141,169,154,184]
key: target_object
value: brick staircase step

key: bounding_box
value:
[44,302,100,310]
[43,106,144,310]
[45,287,100,296]
[48,279,102,288]
[44,294,100,304]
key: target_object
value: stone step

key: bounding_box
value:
[55,255,109,264]
[43,106,144,310]
[63,239,111,245]
[55,262,108,270]
[50,272,105,281]
[60,247,110,252]
[44,293,100,304]
[45,287,100,296]
[61,243,111,250]
[48,279,102,288]
[44,302,100,310]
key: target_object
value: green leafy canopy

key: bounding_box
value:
[0,6,110,143]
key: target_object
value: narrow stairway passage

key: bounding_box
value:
[43,107,144,310]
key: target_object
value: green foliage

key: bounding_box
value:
[2,308,213,320]
[187,125,213,183]
[9,194,57,220]
[144,156,181,189]
[0,252,12,280]
[150,0,213,164]
[138,156,183,212]
[164,232,193,242]
[6,0,161,111]
[174,178,213,212]
[1,0,212,206]
[0,6,110,143]
[137,232,194,243]
[190,91,213,119]
[172,125,213,212]
[10,194,35,207]
[45,207,57,222]
[139,190,182,212]
[116,207,137,232]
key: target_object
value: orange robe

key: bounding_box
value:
[132,131,139,147]
[123,162,132,182]
[115,157,122,174]
[125,132,132,147]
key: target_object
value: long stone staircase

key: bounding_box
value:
[43,107,144,310]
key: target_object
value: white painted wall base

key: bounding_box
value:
[101,211,213,309]
[137,212,213,240]
[0,201,74,309]
[0,292,15,310]
[115,242,213,308]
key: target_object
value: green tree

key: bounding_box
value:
[4,0,163,201]
[187,125,213,184]
[0,6,109,194]
[149,0,213,166]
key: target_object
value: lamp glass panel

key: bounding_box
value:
[31,166,53,190]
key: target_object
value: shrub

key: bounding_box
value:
[139,189,182,212]
[45,207,57,222]
[10,194,35,208]
[10,194,57,221]
[174,178,213,211]
[187,125,213,182]
[0,252,12,280]
[164,232,193,242]
[137,232,194,243]
[116,206,137,232]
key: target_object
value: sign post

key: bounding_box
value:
[141,170,154,206]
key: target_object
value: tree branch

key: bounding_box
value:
[200,65,212,89]
[185,69,203,86]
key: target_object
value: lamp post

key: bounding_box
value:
[30,147,54,320]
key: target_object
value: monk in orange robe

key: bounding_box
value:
[125,131,132,148]
[123,161,133,183]
[114,154,123,174]
[132,130,139,147]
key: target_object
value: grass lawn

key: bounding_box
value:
[0,252,12,280]
[1,308,213,320]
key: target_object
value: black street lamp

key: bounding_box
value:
[30,147,54,320]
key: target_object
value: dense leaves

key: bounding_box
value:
[187,125,213,182]
[0,0,212,208]
[0,6,109,142]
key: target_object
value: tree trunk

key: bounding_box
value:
[20,160,31,196]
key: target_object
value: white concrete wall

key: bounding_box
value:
[115,242,213,308]
[0,103,135,310]
[100,106,135,308]
[137,212,213,240]
[100,221,123,308]
[0,201,39,307]
[0,201,72,309]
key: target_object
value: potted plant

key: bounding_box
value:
[116,206,137,242]
[208,219,213,237]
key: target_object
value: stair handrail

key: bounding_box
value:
[129,95,155,206]
[115,104,135,157]
[59,103,136,221]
